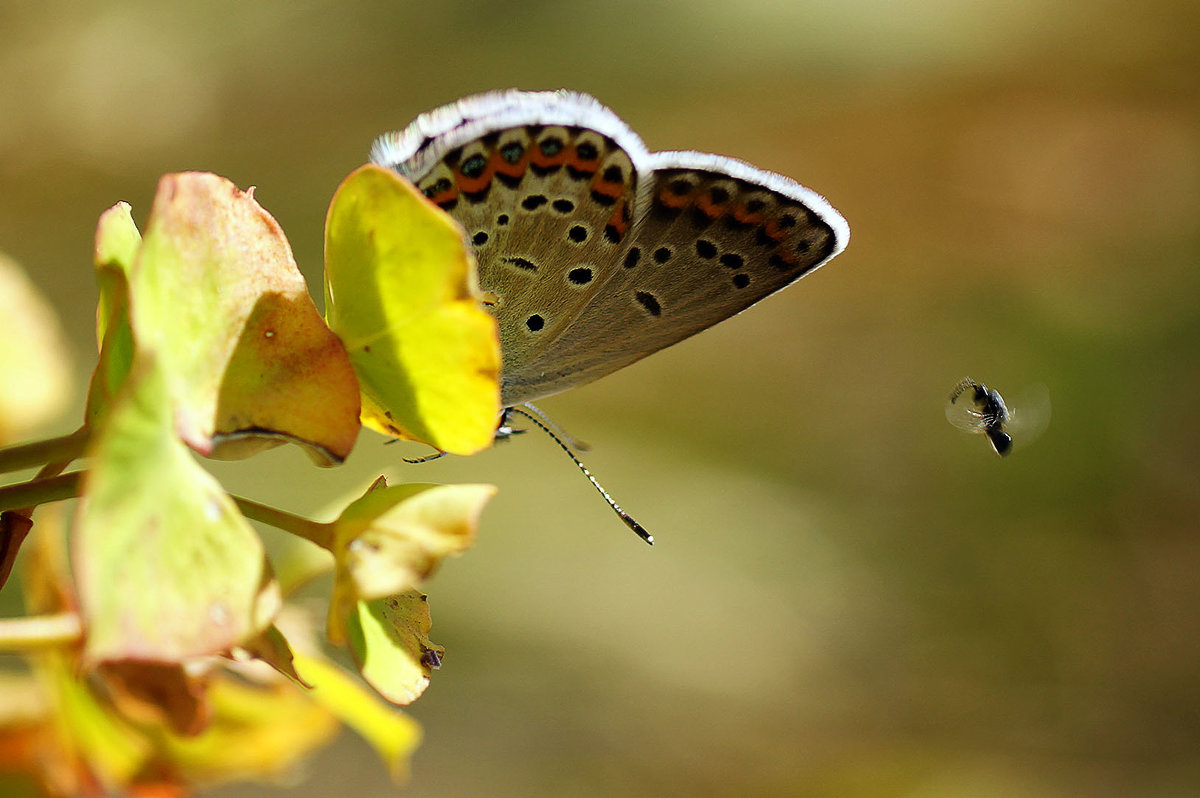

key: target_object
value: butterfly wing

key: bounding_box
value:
[371,91,849,407]
[515,151,849,400]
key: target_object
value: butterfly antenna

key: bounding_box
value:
[517,402,590,451]
[505,405,653,545]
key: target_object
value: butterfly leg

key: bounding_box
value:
[403,448,448,464]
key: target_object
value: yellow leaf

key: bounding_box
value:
[346,591,443,706]
[161,673,340,788]
[324,164,501,455]
[0,252,72,443]
[294,654,422,783]
[325,480,494,643]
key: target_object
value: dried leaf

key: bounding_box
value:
[131,172,360,465]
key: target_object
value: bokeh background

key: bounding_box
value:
[3,0,1199,795]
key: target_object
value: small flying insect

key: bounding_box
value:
[946,378,1049,456]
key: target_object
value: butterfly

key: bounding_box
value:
[369,89,849,409]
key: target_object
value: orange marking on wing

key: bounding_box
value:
[529,145,568,169]
[761,219,790,241]
[456,162,493,194]
[732,204,766,225]
[565,150,599,176]
[428,186,459,206]
[491,149,527,179]
[771,249,799,267]
[657,186,693,210]
[589,172,624,201]
[694,194,726,220]
[606,198,630,236]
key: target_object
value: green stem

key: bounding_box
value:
[0,472,84,514]
[234,495,333,549]
[0,612,83,651]
[0,427,90,475]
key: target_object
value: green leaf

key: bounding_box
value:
[85,202,140,425]
[294,653,422,783]
[75,356,279,663]
[325,480,494,643]
[130,172,360,465]
[324,164,501,455]
[93,201,141,347]
[346,591,443,706]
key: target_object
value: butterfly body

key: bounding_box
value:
[371,90,849,407]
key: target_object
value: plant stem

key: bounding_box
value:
[0,612,83,651]
[234,495,333,549]
[0,427,90,475]
[0,472,84,514]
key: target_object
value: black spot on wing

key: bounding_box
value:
[635,291,662,316]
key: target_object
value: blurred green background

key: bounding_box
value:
[3,0,1199,795]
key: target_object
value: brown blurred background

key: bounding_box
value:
[3,0,1199,795]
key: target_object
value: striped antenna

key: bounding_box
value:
[505,405,653,545]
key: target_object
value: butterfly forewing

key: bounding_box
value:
[520,156,846,399]
[371,90,848,407]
